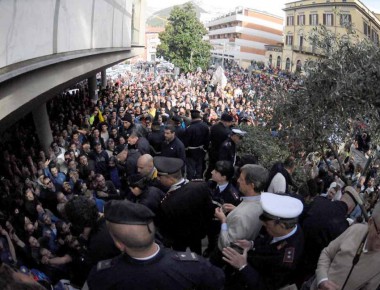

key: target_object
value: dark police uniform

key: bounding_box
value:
[218,137,236,165]
[87,247,225,290]
[158,180,214,255]
[185,119,210,180]
[154,156,214,255]
[206,120,232,179]
[238,226,304,290]
[87,197,224,290]
[205,182,241,255]
[211,182,241,207]
[222,192,304,290]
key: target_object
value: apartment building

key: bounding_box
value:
[270,0,380,71]
[206,7,283,68]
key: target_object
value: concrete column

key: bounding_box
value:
[88,75,97,104]
[32,103,53,154]
[101,69,107,89]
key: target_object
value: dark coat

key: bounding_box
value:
[210,182,241,207]
[218,138,236,165]
[239,226,304,290]
[160,137,186,162]
[157,180,214,243]
[209,122,232,159]
[87,247,225,290]
[301,196,349,274]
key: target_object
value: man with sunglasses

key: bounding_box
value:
[221,192,304,290]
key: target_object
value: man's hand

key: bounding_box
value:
[222,246,248,269]
[222,203,236,213]
[234,239,253,251]
[214,207,226,223]
[318,280,340,290]
[97,191,109,198]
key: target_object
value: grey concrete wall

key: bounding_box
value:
[0,0,146,131]
[0,0,145,69]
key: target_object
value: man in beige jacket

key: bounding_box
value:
[310,202,380,290]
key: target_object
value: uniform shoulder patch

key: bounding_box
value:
[231,191,239,200]
[283,247,295,263]
[97,258,113,271]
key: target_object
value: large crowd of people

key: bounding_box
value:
[0,62,379,290]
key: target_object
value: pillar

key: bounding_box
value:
[101,69,107,89]
[32,103,53,154]
[88,75,97,104]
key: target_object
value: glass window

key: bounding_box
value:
[364,22,371,38]
[323,13,334,26]
[285,58,291,70]
[287,16,294,26]
[297,15,305,25]
[310,14,318,26]
[286,35,294,45]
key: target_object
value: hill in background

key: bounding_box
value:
[146,1,207,27]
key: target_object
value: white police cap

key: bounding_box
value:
[260,192,303,221]
[231,128,247,137]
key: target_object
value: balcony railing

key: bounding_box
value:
[291,45,321,54]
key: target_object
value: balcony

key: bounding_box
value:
[291,45,320,55]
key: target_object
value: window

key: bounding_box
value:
[372,30,379,46]
[286,35,294,45]
[364,22,371,38]
[269,54,273,66]
[323,13,334,26]
[285,58,291,70]
[276,56,281,68]
[340,14,351,26]
[287,16,294,26]
[310,14,318,25]
[296,60,302,72]
[297,15,305,25]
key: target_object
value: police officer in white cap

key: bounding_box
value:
[222,193,304,290]
[218,128,247,166]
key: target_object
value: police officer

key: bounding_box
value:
[218,129,247,166]
[154,156,214,255]
[86,200,225,290]
[206,113,234,179]
[221,193,304,290]
[184,110,210,180]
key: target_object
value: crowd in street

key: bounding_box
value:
[0,63,380,290]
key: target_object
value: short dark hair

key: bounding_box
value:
[65,196,99,235]
[164,125,175,133]
[215,161,234,181]
[284,156,296,169]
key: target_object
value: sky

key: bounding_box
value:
[147,0,380,18]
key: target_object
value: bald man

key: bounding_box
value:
[137,154,157,180]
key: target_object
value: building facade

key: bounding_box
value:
[206,7,283,68]
[273,0,380,71]
[144,26,165,62]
